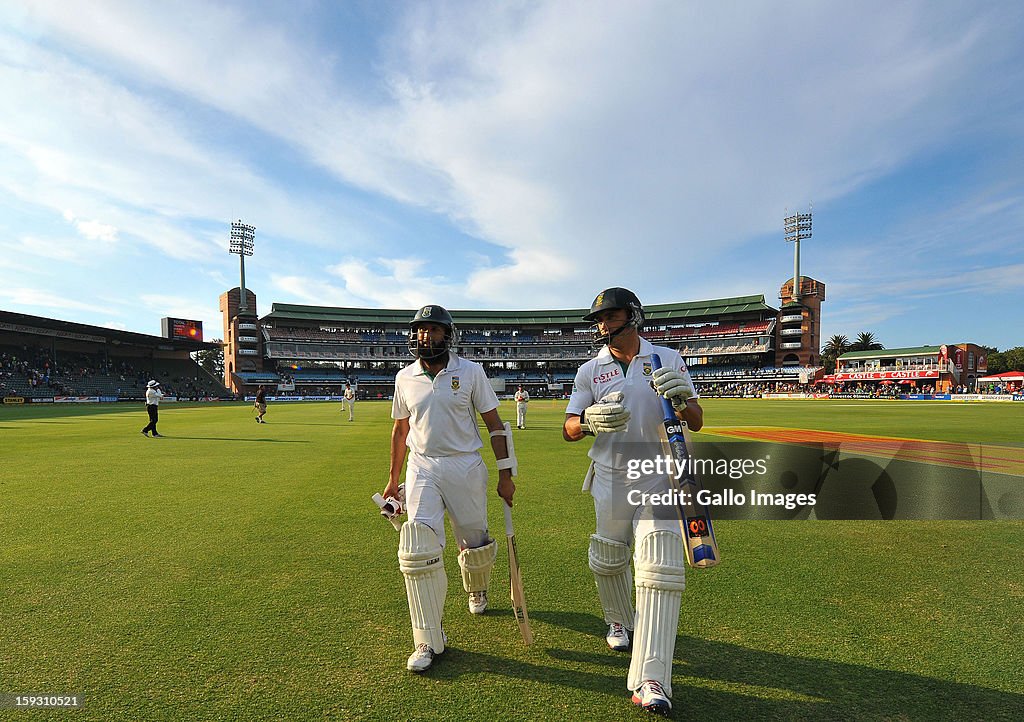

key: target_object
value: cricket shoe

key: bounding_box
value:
[631,680,671,716]
[141,430,149,437]
[468,590,488,615]
[152,433,164,437]
[606,622,631,651]
[406,629,447,672]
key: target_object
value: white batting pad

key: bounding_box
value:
[628,530,686,697]
[398,521,447,652]
[457,538,497,593]
[588,534,635,627]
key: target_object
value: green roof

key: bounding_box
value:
[263,294,776,327]
[839,345,941,360]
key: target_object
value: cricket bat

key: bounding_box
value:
[504,504,533,645]
[651,354,721,568]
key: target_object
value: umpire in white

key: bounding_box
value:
[381,304,517,673]
[141,380,165,437]
[563,287,703,715]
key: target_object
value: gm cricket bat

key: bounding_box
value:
[651,354,721,568]
[504,504,534,645]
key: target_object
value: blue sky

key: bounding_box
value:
[1,1,1022,350]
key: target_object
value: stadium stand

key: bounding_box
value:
[220,293,822,398]
[0,310,232,401]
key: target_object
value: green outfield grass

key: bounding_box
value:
[1,399,1022,721]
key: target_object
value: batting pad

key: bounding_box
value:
[398,521,447,653]
[458,539,497,593]
[628,530,686,697]
[588,534,635,627]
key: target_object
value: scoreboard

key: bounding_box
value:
[161,317,204,342]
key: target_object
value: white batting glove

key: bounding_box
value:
[652,366,696,411]
[581,392,630,434]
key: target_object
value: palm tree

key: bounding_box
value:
[850,332,884,352]
[820,334,851,371]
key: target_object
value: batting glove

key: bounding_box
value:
[652,366,696,411]
[581,392,630,435]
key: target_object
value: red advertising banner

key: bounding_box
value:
[954,347,964,371]
[834,370,940,381]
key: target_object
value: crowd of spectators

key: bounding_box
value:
[0,345,228,400]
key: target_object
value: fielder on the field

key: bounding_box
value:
[514,384,530,429]
[380,304,517,673]
[563,287,703,716]
[342,382,356,421]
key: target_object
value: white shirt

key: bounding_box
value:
[392,353,499,456]
[146,387,164,405]
[344,388,355,401]
[566,337,698,468]
[514,390,530,404]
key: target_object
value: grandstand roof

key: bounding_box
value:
[0,309,217,351]
[263,295,775,327]
[838,345,941,360]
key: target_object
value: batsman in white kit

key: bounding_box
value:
[380,305,517,673]
[563,288,704,716]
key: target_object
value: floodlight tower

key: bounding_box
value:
[229,220,256,313]
[784,208,812,300]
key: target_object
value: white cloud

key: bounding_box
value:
[0,287,120,314]
[270,275,359,308]
[72,218,118,243]
[17,1,1006,284]
[325,257,467,309]
[0,235,85,263]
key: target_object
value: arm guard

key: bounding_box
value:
[490,422,518,476]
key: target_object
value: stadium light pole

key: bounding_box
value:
[784,208,812,301]
[229,220,256,314]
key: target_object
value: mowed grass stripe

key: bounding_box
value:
[1,399,1022,721]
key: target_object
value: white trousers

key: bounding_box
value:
[405,452,490,549]
[516,402,527,427]
[591,463,685,543]
[590,463,686,696]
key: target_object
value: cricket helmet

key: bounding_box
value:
[583,287,645,346]
[408,304,459,360]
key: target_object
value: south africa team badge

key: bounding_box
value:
[451,376,460,391]
[643,362,652,376]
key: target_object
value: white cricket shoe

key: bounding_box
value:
[631,679,671,715]
[406,629,446,672]
[406,643,437,672]
[606,622,631,651]
[468,590,488,615]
